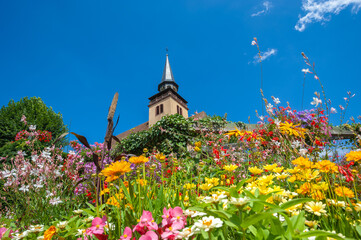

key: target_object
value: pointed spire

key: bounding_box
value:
[161,54,175,82]
[158,53,179,92]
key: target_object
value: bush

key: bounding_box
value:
[0,97,68,156]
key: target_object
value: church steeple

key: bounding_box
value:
[158,54,179,92]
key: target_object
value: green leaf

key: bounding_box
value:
[297,230,347,240]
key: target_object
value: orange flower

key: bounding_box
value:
[44,226,56,240]
[345,150,361,162]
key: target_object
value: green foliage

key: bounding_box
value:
[0,97,68,151]
[113,114,227,155]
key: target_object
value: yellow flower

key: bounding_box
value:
[129,155,149,165]
[195,141,202,148]
[302,169,320,181]
[205,177,220,186]
[44,226,56,240]
[288,175,297,183]
[312,182,328,191]
[199,183,213,191]
[297,182,312,195]
[279,122,307,138]
[136,179,148,187]
[273,167,284,174]
[223,164,238,172]
[264,164,277,171]
[311,190,325,200]
[292,157,313,170]
[257,175,274,186]
[194,146,201,152]
[345,150,361,162]
[305,220,318,229]
[286,168,301,174]
[248,166,263,175]
[304,201,327,216]
[225,127,243,137]
[184,183,196,190]
[276,173,289,180]
[314,160,338,173]
[107,193,124,208]
[100,188,110,196]
[101,161,131,182]
[155,153,166,161]
[335,186,355,198]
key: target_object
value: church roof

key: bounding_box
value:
[161,54,175,83]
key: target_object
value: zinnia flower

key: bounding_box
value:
[345,150,361,162]
[223,164,238,172]
[43,226,56,240]
[101,161,131,182]
[304,201,327,216]
[334,186,355,198]
[194,216,223,232]
[129,155,149,165]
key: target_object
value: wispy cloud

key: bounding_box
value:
[253,48,277,64]
[251,1,272,17]
[295,0,361,32]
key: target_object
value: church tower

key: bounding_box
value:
[148,54,188,126]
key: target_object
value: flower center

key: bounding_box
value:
[124,234,128,238]
[203,220,213,227]
[96,224,100,228]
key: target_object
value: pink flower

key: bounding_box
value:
[170,207,186,230]
[120,227,132,240]
[162,208,173,227]
[86,216,107,236]
[139,231,158,240]
[133,211,158,234]
[161,226,179,240]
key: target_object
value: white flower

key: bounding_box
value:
[272,140,281,147]
[83,216,95,222]
[29,224,44,232]
[273,98,280,105]
[331,107,337,113]
[176,226,199,239]
[57,221,68,229]
[274,119,281,127]
[76,229,87,236]
[49,197,63,205]
[302,68,311,74]
[184,210,207,218]
[1,170,11,178]
[34,182,44,189]
[73,209,83,214]
[46,190,54,198]
[304,201,327,216]
[251,40,257,46]
[311,97,322,107]
[230,196,250,206]
[31,154,39,162]
[37,236,44,240]
[266,103,274,110]
[291,140,302,148]
[194,216,223,232]
[202,194,227,203]
[326,199,345,208]
[299,148,308,156]
[19,185,30,192]
[29,125,37,131]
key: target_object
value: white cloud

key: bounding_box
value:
[253,48,277,64]
[295,0,361,32]
[251,1,272,17]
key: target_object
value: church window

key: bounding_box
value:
[180,107,183,116]
[177,105,179,114]
[160,104,164,113]
[156,106,160,115]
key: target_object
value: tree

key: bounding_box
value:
[0,97,68,150]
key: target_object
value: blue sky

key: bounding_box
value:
[0,0,360,144]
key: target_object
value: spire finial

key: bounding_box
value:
[166,47,168,55]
